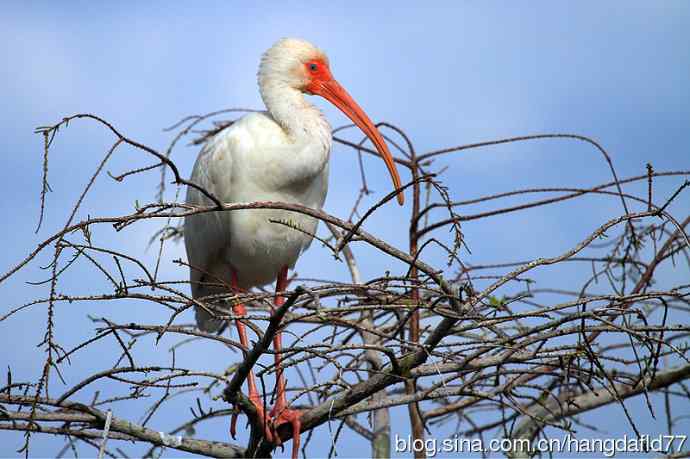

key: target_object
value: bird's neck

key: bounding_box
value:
[260,82,331,145]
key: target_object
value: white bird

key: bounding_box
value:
[184,37,403,458]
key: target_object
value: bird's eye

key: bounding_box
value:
[309,63,318,72]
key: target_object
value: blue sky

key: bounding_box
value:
[1,2,689,458]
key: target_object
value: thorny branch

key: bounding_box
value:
[1,111,688,458]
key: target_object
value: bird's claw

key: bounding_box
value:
[229,398,274,444]
[230,411,238,439]
[270,406,302,459]
[229,402,301,459]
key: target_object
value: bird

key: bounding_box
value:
[183,37,404,459]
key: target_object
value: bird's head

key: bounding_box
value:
[259,38,404,205]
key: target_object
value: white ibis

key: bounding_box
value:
[184,38,404,458]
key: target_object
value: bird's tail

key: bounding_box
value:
[195,306,227,333]
[191,272,230,333]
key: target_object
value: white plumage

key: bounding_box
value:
[185,110,330,330]
[182,38,403,457]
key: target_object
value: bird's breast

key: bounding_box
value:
[226,205,322,288]
[224,161,329,289]
[201,112,331,288]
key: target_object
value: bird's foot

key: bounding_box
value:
[270,405,302,459]
[230,395,273,443]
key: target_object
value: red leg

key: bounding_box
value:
[269,266,302,459]
[228,268,273,443]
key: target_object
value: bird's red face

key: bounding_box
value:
[303,59,333,94]
[303,58,404,206]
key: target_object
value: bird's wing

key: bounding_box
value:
[184,126,238,331]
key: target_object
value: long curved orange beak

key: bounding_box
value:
[314,79,404,205]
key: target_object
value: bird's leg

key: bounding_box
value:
[269,266,302,459]
[228,268,273,443]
